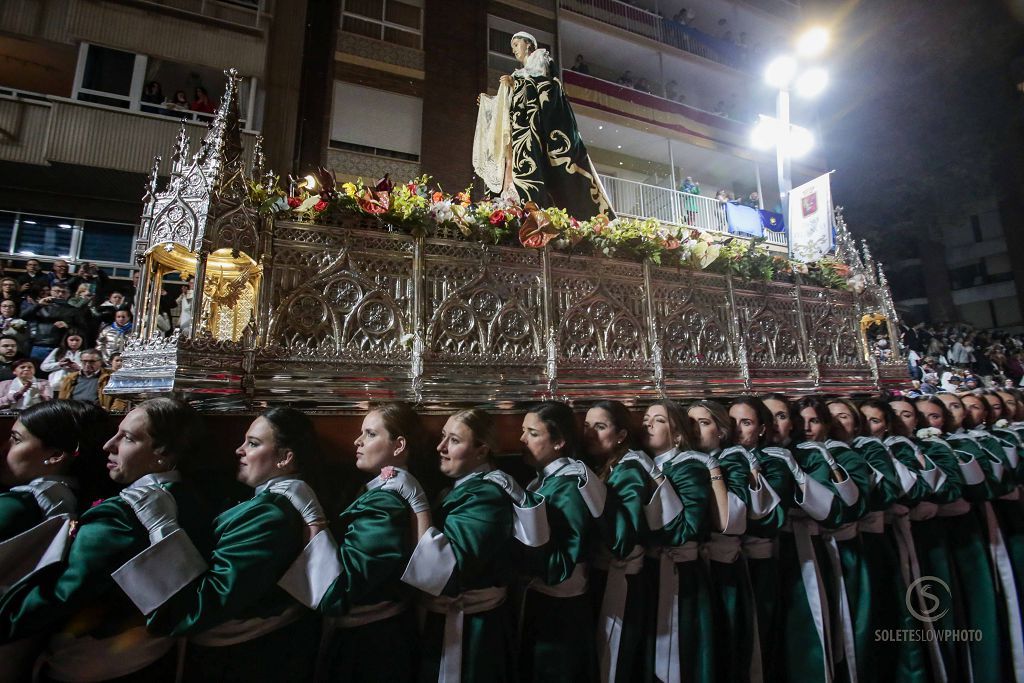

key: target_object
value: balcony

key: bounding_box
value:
[560,0,753,73]
[0,91,257,176]
[600,175,787,249]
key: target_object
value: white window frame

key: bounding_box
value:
[341,0,424,49]
[72,42,147,110]
[1,210,138,269]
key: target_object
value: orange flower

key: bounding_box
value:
[519,203,559,248]
[432,191,444,203]
[455,192,471,206]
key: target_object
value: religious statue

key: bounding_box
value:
[473,31,614,219]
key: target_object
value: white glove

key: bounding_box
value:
[619,450,663,479]
[121,485,180,543]
[484,470,528,506]
[381,468,430,513]
[687,451,721,471]
[721,445,761,473]
[798,441,838,470]
[761,446,807,486]
[11,479,75,518]
[267,479,327,526]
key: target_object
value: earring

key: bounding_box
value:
[276,462,285,469]
[156,459,164,466]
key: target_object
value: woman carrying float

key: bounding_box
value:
[112,407,332,682]
[518,400,606,682]
[640,398,713,683]
[728,396,792,681]
[0,398,213,682]
[315,402,430,683]
[687,399,759,683]
[583,400,680,683]
[403,408,547,683]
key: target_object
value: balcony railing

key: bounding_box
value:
[600,175,787,248]
[561,0,749,72]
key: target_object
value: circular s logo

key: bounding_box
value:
[906,576,950,623]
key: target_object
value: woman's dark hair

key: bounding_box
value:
[261,406,321,476]
[589,400,639,478]
[913,396,956,434]
[648,398,694,451]
[29,282,49,299]
[858,397,898,437]
[957,391,988,429]
[369,401,423,454]
[19,400,110,474]
[687,399,734,448]
[729,395,775,447]
[793,395,832,442]
[174,90,187,103]
[136,397,206,471]
[528,401,579,456]
[826,397,864,440]
[195,86,208,98]
[978,389,1008,426]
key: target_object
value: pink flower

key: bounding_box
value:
[287,197,301,208]
[313,200,328,212]
[380,466,397,481]
[489,209,506,225]
[90,498,105,507]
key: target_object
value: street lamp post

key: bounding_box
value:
[754,28,829,259]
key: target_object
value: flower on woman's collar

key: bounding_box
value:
[995,419,1010,429]
[916,427,942,440]
[380,466,397,481]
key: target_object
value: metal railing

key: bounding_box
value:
[600,175,787,247]
[560,0,747,72]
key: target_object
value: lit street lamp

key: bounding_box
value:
[752,28,830,258]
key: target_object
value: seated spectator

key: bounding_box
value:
[48,259,74,290]
[0,299,30,354]
[191,86,216,115]
[96,308,132,363]
[571,54,590,75]
[0,358,52,410]
[56,348,112,408]
[634,77,652,93]
[616,70,634,87]
[17,259,48,294]
[21,283,89,362]
[919,372,940,394]
[40,328,86,390]
[0,336,18,381]
[1,277,21,307]
[67,282,94,309]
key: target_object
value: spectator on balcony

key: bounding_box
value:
[22,284,89,362]
[571,54,590,75]
[0,299,30,354]
[744,191,760,209]
[0,358,52,410]
[665,80,685,102]
[679,176,701,224]
[17,259,48,294]
[191,86,216,115]
[40,328,86,390]
[713,100,726,116]
[141,80,165,114]
[0,336,19,381]
[616,70,634,87]
[168,89,190,113]
[96,308,132,363]
[634,77,652,93]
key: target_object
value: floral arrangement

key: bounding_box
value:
[915,427,942,440]
[995,419,1010,429]
[251,170,851,285]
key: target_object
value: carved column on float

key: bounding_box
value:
[642,259,665,396]
[411,236,426,403]
[541,246,558,397]
[792,275,819,387]
[725,274,751,391]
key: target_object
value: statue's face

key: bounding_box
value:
[510,37,531,64]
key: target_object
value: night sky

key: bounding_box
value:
[811,0,1024,260]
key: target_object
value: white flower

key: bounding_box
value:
[995,419,1010,429]
[915,427,942,440]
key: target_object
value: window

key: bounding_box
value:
[342,0,423,49]
[15,215,74,258]
[331,82,422,160]
[76,44,142,109]
[0,213,13,253]
[80,221,134,264]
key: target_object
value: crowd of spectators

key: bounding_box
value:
[884,322,1024,395]
[140,82,218,119]
[0,258,191,412]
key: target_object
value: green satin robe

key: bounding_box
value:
[521,466,599,683]
[748,449,793,683]
[642,456,713,683]
[0,481,210,680]
[320,487,417,683]
[776,445,844,683]
[146,490,319,683]
[707,449,755,683]
[418,475,516,683]
[591,459,650,683]
[0,490,44,542]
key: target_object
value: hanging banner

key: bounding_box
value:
[788,172,834,261]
